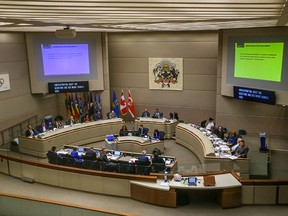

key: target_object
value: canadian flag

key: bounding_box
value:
[128,90,136,118]
[120,90,127,115]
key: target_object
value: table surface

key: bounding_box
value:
[131,173,241,191]
[35,118,123,139]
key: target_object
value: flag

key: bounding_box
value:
[70,94,75,117]
[93,93,98,118]
[112,90,120,117]
[74,94,80,120]
[64,93,69,110]
[120,90,127,115]
[128,90,136,118]
[97,93,102,116]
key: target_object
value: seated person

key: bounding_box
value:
[108,110,117,119]
[231,137,243,154]
[99,148,117,171]
[25,124,37,137]
[36,121,47,133]
[138,124,149,136]
[85,147,97,160]
[53,120,62,129]
[152,151,164,164]
[205,117,215,130]
[152,108,163,119]
[70,147,83,163]
[141,108,150,118]
[215,126,225,139]
[47,146,62,164]
[227,131,238,148]
[66,115,76,126]
[137,150,150,165]
[119,125,128,136]
[234,140,249,158]
[85,114,90,123]
[94,111,102,121]
[153,129,161,140]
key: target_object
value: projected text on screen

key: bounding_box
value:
[234,42,284,82]
[41,44,90,76]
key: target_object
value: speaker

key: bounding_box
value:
[55,28,76,38]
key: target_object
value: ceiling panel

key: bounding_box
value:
[0,0,287,32]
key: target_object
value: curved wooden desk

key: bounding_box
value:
[131,172,242,208]
[134,117,178,139]
[116,136,164,154]
[18,119,124,158]
[175,123,250,179]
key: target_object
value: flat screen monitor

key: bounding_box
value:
[78,147,84,152]
[48,81,89,93]
[233,86,276,105]
[26,32,104,93]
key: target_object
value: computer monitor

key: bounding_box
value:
[78,147,84,152]
[113,150,121,156]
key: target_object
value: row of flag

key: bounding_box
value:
[64,89,136,120]
[112,89,136,118]
[64,92,102,120]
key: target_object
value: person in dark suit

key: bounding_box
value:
[153,129,161,140]
[234,140,249,158]
[85,147,97,160]
[152,151,164,163]
[138,124,149,136]
[99,148,117,171]
[152,108,163,119]
[108,110,117,119]
[36,121,47,133]
[94,111,102,121]
[25,124,37,137]
[46,146,62,164]
[66,115,76,126]
[141,108,150,118]
[137,150,150,165]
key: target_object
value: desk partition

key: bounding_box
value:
[176,123,250,179]
[18,119,124,158]
[134,118,178,139]
[116,136,164,154]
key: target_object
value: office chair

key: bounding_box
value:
[200,120,207,128]
[117,163,135,174]
[151,163,166,173]
[46,153,60,165]
[159,131,166,140]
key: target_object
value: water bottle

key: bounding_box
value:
[164,170,168,182]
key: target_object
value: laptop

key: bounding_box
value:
[111,150,121,160]
[78,147,85,153]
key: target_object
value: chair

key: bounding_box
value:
[200,120,207,128]
[81,159,94,169]
[118,163,135,174]
[159,131,165,140]
[136,164,151,175]
[151,163,166,173]
[46,153,60,165]
[62,154,76,167]
[136,160,151,175]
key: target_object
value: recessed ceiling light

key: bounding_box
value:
[17,23,33,26]
[0,22,13,26]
